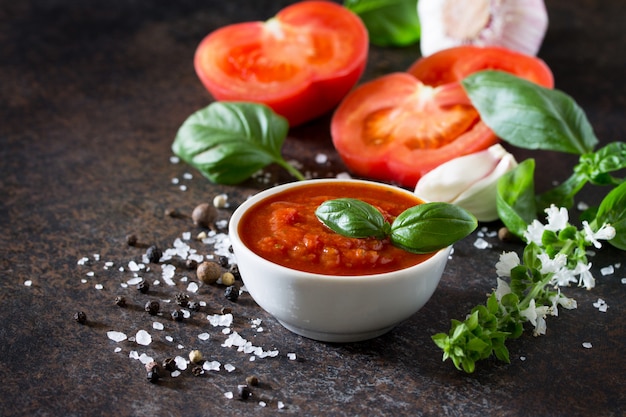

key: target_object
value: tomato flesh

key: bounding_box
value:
[331,46,554,187]
[195,1,368,126]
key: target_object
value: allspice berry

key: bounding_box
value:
[197,261,222,284]
[191,203,218,229]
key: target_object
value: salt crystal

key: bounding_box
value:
[198,332,210,341]
[138,353,154,364]
[203,360,221,371]
[129,351,139,359]
[256,327,264,333]
[24,280,32,286]
[95,284,103,290]
[81,279,88,284]
[287,353,297,360]
[153,322,164,330]
[577,201,589,211]
[170,155,180,164]
[171,370,181,377]
[135,330,152,346]
[222,328,231,334]
[77,257,89,265]
[86,271,95,277]
[175,356,188,370]
[107,331,127,342]
[177,344,184,349]
[621,278,626,284]
[182,231,191,240]
[187,282,199,293]
[114,347,122,353]
[259,401,267,407]
[224,363,236,372]
[315,153,328,164]
[582,342,593,349]
[93,254,100,261]
[520,356,526,361]
[183,172,193,180]
[336,172,352,179]
[105,261,114,267]
[224,392,234,399]
[179,185,187,191]
[600,265,615,276]
[128,261,141,272]
[171,178,180,184]
[208,313,233,327]
[165,336,174,342]
[127,277,143,285]
[473,238,490,249]
[277,401,285,409]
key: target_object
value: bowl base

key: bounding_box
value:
[277,320,396,343]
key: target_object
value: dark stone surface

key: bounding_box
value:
[1,1,624,416]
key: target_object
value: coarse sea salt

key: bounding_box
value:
[600,265,615,276]
[582,342,593,349]
[153,322,164,330]
[107,331,127,343]
[474,238,490,249]
[135,330,152,346]
[198,332,210,341]
[208,313,233,327]
[175,356,188,370]
[204,360,221,371]
[224,363,236,373]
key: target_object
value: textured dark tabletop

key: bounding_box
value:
[1,1,624,416]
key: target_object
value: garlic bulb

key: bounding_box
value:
[414,144,518,222]
[418,0,548,57]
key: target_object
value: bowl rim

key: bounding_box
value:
[228,178,451,281]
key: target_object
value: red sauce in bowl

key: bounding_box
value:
[238,181,436,275]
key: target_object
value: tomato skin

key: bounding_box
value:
[331,46,554,187]
[194,1,369,127]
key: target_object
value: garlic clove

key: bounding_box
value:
[418,0,549,57]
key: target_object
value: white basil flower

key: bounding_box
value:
[414,144,517,222]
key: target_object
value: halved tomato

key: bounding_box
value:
[331,46,554,187]
[194,1,369,127]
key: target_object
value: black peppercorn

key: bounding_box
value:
[175,292,189,307]
[126,234,138,246]
[187,301,200,312]
[224,285,239,302]
[185,258,198,270]
[137,280,149,294]
[145,300,160,315]
[145,245,162,264]
[228,264,241,280]
[171,310,183,321]
[147,369,160,383]
[218,255,229,267]
[192,366,204,377]
[114,295,127,307]
[237,385,252,400]
[162,357,177,372]
[74,311,87,324]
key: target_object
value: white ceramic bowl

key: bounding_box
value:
[229,179,451,343]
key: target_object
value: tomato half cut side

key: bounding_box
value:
[408,45,554,88]
[331,72,499,187]
[194,1,369,126]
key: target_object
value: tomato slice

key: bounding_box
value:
[194,1,368,126]
[331,46,554,187]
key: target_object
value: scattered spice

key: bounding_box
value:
[189,349,204,364]
[221,272,236,287]
[114,295,127,307]
[188,301,200,312]
[237,385,253,400]
[163,357,177,372]
[147,369,160,383]
[246,375,259,386]
[126,234,138,246]
[145,245,162,263]
[185,258,198,270]
[145,300,160,315]
[192,365,204,376]
[224,285,239,302]
[171,310,184,321]
[192,203,218,229]
[137,280,150,294]
[197,261,222,284]
[175,292,190,307]
[74,311,87,324]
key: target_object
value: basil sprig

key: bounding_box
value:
[464,70,626,248]
[344,0,420,47]
[172,102,305,185]
[315,198,477,254]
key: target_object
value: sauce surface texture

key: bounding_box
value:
[239,182,435,275]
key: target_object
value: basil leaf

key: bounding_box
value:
[595,181,626,250]
[390,202,477,254]
[316,198,390,239]
[463,70,599,155]
[172,102,303,185]
[496,159,537,237]
[344,0,420,47]
[578,141,626,186]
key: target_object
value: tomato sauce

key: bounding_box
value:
[238,182,436,275]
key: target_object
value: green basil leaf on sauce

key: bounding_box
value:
[172,102,304,185]
[315,198,390,239]
[390,202,477,254]
[463,70,599,155]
